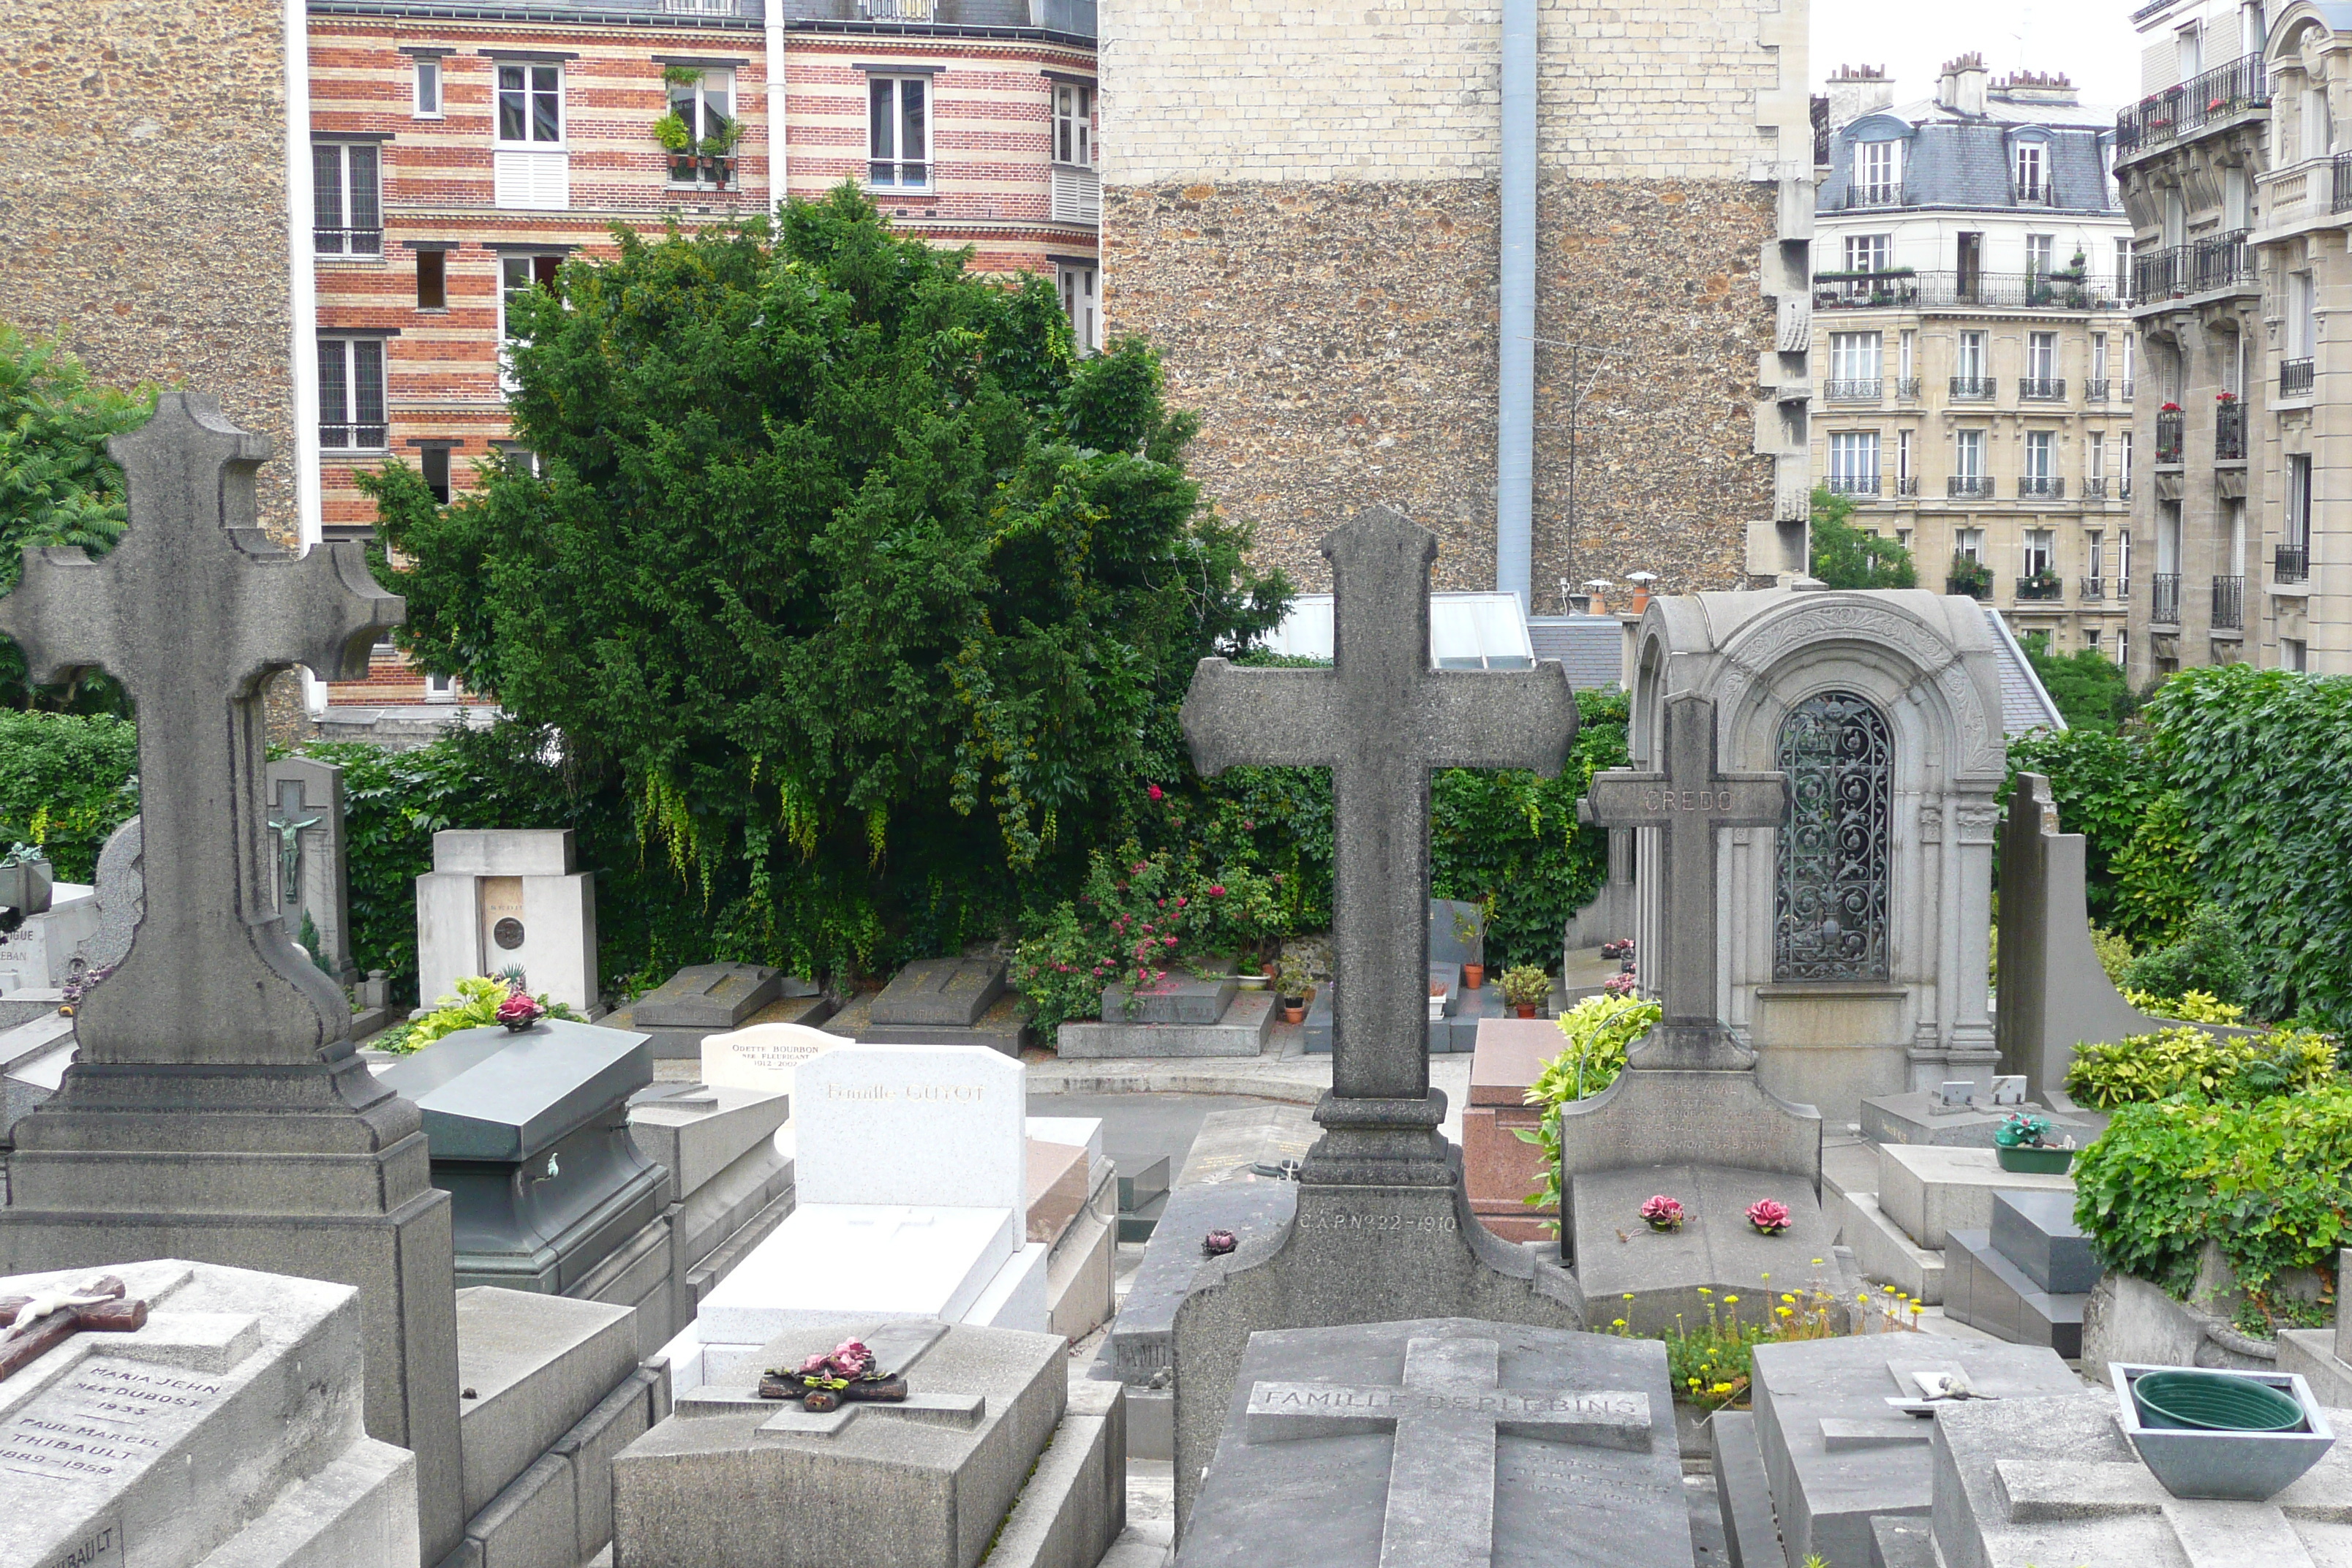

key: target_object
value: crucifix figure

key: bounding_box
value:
[1243,1335,1654,1568]
[1181,509,1577,1171]
[0,1274,149,1380]
[0,394,402,1065]
[269,779,322,908]
[1582,693,1787,1068]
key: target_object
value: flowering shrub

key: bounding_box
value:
[1189,865,1281,967]
[1746,1199,1792,1235]
[1011,840,1226,1038]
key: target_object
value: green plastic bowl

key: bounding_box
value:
[2133,1371,2308,1433]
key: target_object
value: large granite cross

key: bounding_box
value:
[1582,693,1787,1068]
[1181,508,1577,1133]
[1243,1335,1652,1568]
[0,394,402,1064]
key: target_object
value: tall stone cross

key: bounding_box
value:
[1243,1335,1652,1568]
[0,394,402,1065]
[1582,693,1787,1068]
[1181,508,1577,1133]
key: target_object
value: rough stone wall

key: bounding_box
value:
[1107,175,1774,597]
[0,0,296,532]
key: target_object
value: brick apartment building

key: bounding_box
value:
[304,0,1099,723]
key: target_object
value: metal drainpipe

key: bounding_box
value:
[1496,0,1537,608]
[766,0,787,192]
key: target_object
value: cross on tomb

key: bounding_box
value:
[0,1275,150,1380]
[1998,1459,2330,1568]
[1581,693,1787,1068]
[1180,508,1578,1115]
[0,394,402,1065]
[1243,1335,1654,1568]
[268,778,323,907]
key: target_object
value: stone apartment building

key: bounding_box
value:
[1096,0,1815,606]
[1812,60,2137,661]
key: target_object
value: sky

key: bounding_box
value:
[1809,0,2146,113]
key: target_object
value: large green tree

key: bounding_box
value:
[2019,631,2135,733]
[1807,485,1916,589]
[361,189,1288,977]
[0,325,152,710]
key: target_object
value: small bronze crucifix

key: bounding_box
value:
[0,1275,150,1380]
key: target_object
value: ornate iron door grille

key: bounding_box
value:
[1774,692,1891,981]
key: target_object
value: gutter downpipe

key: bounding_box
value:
[766,0,788,196]
[1496,0,1536,608]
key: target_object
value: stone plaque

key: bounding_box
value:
[870,958,1006,1028]
[0,1355,229,1485]
[491,917,524,951]
[479,877,525,966]
[701,1021,840,1096]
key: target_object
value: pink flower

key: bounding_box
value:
[1148,784,1164,801]
[1746,1199,1792,1235]
[1131,862,1148,875]
[1163,936,1178,947]
[495,992,546,1030]
[1640,1194,1684,1225]
[1208,885,1226,897]
[1175,896,1187,908]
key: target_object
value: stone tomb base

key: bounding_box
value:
[1055,990,1277,1058]
[1178,1316,1693,1568]
[1943,1190,2099,1357]
[1567,1163,1852,1337]
[1860,1090,2095,1149]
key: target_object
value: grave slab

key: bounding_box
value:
[1748,1333,2091,1568]
[1836,1187,1948,1305]
[1706,1410,1783,1568]
[1100,1179,1300,1390]
[1929,1386,2352,1568]
[824,971,1032,1056]
[608,962,805,1060]
[0,1010,75,1145]
[453,1286,640,1520]
[874,957,1006,1028]
[1860,1089,2094,1149]
[612,1316,1069,1568]
[1102,971,1240,1025]
[1875,1142,2073,1252]
[2276,1252,2351,1409]
[1176,1316,1693,1568]
[1989,1188,2097,1294]
[1055,989,1275,1058]
[1569,1162,1850,1336]
[0,1258,418,1568]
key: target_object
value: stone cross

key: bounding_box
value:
[1243,1335,1652,1568]
[268,779,322,905]
[0,1275,149,1380]
[0,394,402,1065]
[1582,693,1787,1068]
[1181,509,1577,1128]
[1998,1460,2326,1568]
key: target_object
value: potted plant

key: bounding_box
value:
[698,115,742,187]
[653,110,696,181]
[1276,955,1315,1025]
[1451,896,1492,988]
[1993,1112,2076,1173]
[1947,553,1993,600]
[1639,1194,1684,1233]
[1500,964,1549,1019]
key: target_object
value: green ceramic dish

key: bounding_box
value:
[2133,1370,2308,1433]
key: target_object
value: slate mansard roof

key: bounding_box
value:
[1818,97,2122,217]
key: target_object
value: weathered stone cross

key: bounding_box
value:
[1181,508,1577,1130]
[1582,693,1787,1068]
[1243,1335,1652,1568]
[0,394,402,1064]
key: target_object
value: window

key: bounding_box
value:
[869,75,931,189]
[668,67,735,181]
[423,672,460,704]
[1899,329,1916,381]
[2091,332,2108,383]
[1774,693,1892,982]
[2304,78,2333,158]
[497,64,563,144]
[2013,141,2046,201]
[2118,629,2130,668]
[1057,263,1099,354]
[1828,431,1880,493]
[2284,638,2308,671]
[1844,233,1891,274]
[421,445,451,504]
[1956,526,1986,561]
[1858,138,1901,201]
[312,142,381,257]
[1053,81,1093,167]
[2026,234,2054,277]
[1955,429,1984,480]
[1897,428,1913,483]
[416,249,446,310]
[2086,627,2101,649]
[2288,453,2314,551]
[2178,22,2203,80]
[1828,331,1881,391]
[498,252,565,390]
[2225,165,2251,230]
[2291,271,2318,358]
[1956,330,1986,381]
[2117,238,2133,300]
[317,338,387,451]
[2087,435,2106,481]
[2024,430,2056,481]
[2027,331,2057,381]
[414,56,443,117]
[2121,333,2136,394]
[2087,530,2106,579]
[2023,527,2056,576]
[493,441,546,478]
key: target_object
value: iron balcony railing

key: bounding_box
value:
[2156,409,2185,462]
[2017,574,2065,600]
[1948,571,1993,599]
[2083,477,2111,500]
[2131,239,2250,299]
[2277,544,2310,582]
[1895,475,1920,497]
[2014,179,2056,206]
[2117,570,2132,596]
[1948,475,1994,498]
[2212,575,2245,630]
[1826,473,1882,496]
[2081,576,2108,600]
[2283,358,2316,396]
[2087,377,2112,401]
[2121,380,2136,401]
[1842,184,1905,208]
[314,227,382,257]
[2152,573,2183,625]
[319,422,388,450]
[2336,152,2352,214]
[2020,377,2067,401]
[2116,52,2271,153]
[1894,376,1921,399]
[1823,379,1883,401]
[1950,376,1998,402]
[2216,400,2247,461]
[2018,475,2066,500]
[1815,271,2124,312]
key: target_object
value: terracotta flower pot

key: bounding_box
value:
[1462,964,1485,989]
[1513,1003,1538,1019]
[1281,1003,1306,1025]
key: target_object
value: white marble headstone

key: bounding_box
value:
[700,1020,839,1097]
[794,1044,1027,1211]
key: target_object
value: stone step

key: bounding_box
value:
[1876,1141,2074,1252]
[1944,1228,2086,1358]
[1835,1187,1946,1306]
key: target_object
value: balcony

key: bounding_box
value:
[2212,576,2245,630]
[1950,376,1998,402]
[1825,474,1882,497]
[2155,409,2185,464]
[2017,475,2066,501]
[2019,377,2067,402]
[1894,376,1921,399]
[2152,573,2182,625]
[1823,378,1884,402]
[2014,180,2057,207]
[1948,475,1994,499]
[2215,399,2247,461]
[2336,151,2352,214]
[2017,573,2065,601]
[2193,230,2255,293]
[1815,271,2123,312]
[2115,53,2270,154]
[314,227,382,258]
[857,0,935,15]
[2277,544,2310,583]
[1895,475,1920,497]
[2081,576,2108,600]
[2087,377,2111,401]
[2083,477,2111,500]
[1948,565,1994,599]
[666,152,736,188]
[2282,358,2315,396]
[1841,184,1906,209]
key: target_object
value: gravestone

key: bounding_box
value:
[1166,509,1585,1531]
[1630,591,2010,1118]
[609,961,830,1061]
[1057,968,1277,1058]
[1926,1389,2352,1567]
[700,1019,839,1096]
[625,1079,797,1336]
[0,394,461,1556]
[76,815,143,976]
[264,756,355,983]
[414,827,598,1014]
[0,1258,421,1568]
[1177,1316,1691,1568]
[1944,1188,2097,1356]
[1741,1333,2093,1568]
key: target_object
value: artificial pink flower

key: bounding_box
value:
[1640,1194,1684,1226]
[1746,1199,1792,1235]
[1147,784,1164,801]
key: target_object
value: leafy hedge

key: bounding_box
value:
[2064,1024,2337,1109]
[2074,1085,2352,1295]
[0,710,137,881]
